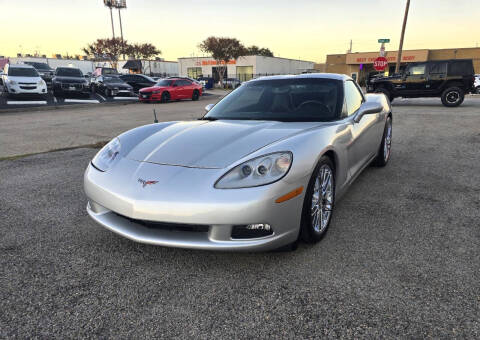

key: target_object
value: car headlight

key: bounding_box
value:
[215,152,292,189]
[152,90,161,94]
[91,138,121,172]
[8,79,17,85]
[37,79,45,86]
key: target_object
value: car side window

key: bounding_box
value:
[429,62,447,75]
[344,80,363,116]
[407,64,426,75]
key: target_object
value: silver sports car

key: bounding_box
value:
[84,74,392,251]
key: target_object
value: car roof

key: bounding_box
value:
[250,73,351,82]
[8,64,35,69]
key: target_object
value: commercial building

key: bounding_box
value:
[3,56,179,77]
[178,55,315,82]
[117,59,178,77]
[326,47,480,84]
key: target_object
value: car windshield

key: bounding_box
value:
[205,78,344,122]
[104,76,125,84]
[156,80,174,86]
[26,62,51,70]
[8,67,39,77]
[56,68,83,77]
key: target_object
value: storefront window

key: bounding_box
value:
[187,67,202,79]
[236,66,253,82]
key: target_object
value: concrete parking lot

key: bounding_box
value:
[1,97,479,337]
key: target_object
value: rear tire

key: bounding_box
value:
[374,116,392,167]
[300,156,335,243]
[441,87,464,107]
[192,90,199,101]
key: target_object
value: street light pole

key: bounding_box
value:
[118,9,125,60]
[109,7,115,39]
[395,0,410,74]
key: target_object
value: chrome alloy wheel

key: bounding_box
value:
[446,90,460,104]
[311,165,334,233]
[384,119,392,161]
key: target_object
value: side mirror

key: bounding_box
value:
[205,104,215,113]
[353,100,383,123]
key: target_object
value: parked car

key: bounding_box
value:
[1,64,47,98]
[167,76,202,86]
[224,78,241,89]
[84,74,392,251]
[23,61,54,86]
[119,74,156,93]
[52,67,90,97]
[139,78,202,103]
[367,59,476,107]
[92,67,119,78]
[475,74,480,94]
[91,75,134,97]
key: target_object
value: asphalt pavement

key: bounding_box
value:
[1,98,479,338]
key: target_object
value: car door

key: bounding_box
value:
[169,80,183,99]
[345,80,383,178]
[120,75,135,90]
[403,63,428,94]
[182,80,195,98]
[426,61,447,94]
[137,75,155,91]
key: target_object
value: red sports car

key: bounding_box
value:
[139,78,202,103]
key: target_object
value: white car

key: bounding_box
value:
[475,75,480,94]
[1,64,48,98]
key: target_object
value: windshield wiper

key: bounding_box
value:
[198,117,218,121]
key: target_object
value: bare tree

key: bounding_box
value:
[198,37,245,87]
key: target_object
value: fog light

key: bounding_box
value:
[231,224,273,239]
[247,223,271,231]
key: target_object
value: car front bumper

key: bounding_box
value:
[84,160,306,251]
[6,83,47,95]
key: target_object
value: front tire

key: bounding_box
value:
[374,116,392,167]
[441,87,464,107]
[300,156,335,243]
[161,91,170,103]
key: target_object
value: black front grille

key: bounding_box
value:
[115,213,209,233]
[140,92,152,98]
[20,86,36,90]
[62,83,83,89]
[231,225,273,239]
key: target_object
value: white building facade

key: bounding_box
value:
[178,55,315,82]
[7,57,178,77]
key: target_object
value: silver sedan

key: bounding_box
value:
[84,74,392,251]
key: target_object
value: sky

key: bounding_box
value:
[0,0,477,62]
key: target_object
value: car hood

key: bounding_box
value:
[140,86,168,93]
[7,76,42,83]
[124,120,321,169]
[106,83,131,89]
[53,76,86,83]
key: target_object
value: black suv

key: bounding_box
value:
[367,59,475,107]
[23,61,55,87]
[52,67,90,97]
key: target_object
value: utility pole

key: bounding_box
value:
[395,0,410,74]
[348,39,352,53]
